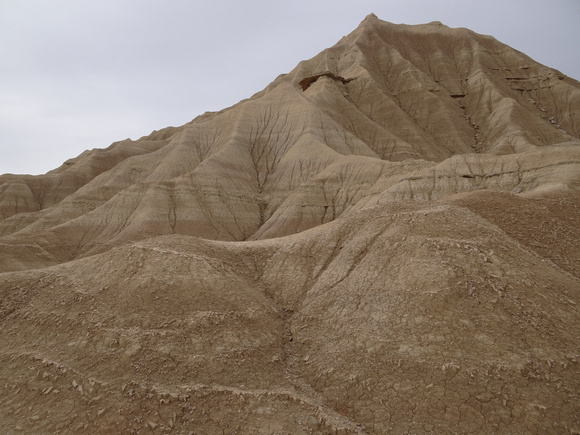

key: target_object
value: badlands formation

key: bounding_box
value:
[1,14,580,434]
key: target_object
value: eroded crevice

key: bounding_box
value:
[300,72,354,91]
[168,189,177,234]
[245,246,367,434]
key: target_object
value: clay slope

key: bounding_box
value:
[1,14,580,271]
[0,193,579,433]
[1,13,580,434]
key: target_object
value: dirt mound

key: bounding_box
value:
[1,195,579,433]
[1,14,579,434]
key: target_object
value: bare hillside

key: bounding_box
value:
[0,14,579,434]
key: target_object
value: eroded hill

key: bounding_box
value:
[0,14,579,434]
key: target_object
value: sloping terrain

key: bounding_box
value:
[0,14,579,434]
[1,193,579,433]
[1,14,579,271]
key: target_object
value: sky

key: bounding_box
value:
[1,0,579,175]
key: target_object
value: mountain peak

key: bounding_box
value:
[1,17,578,248]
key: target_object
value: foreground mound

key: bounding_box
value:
[1,191,579,433]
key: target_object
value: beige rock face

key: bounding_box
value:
[0,14,579,434]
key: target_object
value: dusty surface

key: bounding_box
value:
[0,14,579,434]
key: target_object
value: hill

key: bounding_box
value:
[1,14,579,433]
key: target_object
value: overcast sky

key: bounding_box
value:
[1,0,579,175]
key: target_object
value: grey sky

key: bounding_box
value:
[1,0,579,175]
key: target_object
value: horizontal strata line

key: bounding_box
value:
[399,160,580,182]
